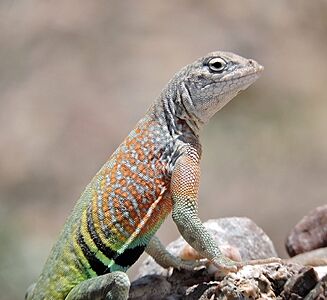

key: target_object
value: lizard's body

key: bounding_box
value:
[27,51,269,300]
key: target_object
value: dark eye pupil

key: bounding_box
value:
[212,61,222,69]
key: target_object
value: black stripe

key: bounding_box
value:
[114,245,146,268]
[77,231,109,275]
[84,206,145,270]
[87,205,116,259]
[162,92,177,136]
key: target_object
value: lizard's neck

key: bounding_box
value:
[149,81,202,140]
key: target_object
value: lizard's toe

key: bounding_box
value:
[211,256,240,274]
[178,258,208,271]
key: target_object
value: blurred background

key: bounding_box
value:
[1,0,327,299]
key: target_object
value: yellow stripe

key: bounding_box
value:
[80,209,114,267]
[72,227,97,278]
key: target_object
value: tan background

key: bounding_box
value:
[1,1,327,299]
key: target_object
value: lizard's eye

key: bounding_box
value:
[208,57,226,73]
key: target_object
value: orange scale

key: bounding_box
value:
[114,188,122,196]
[119,178,127,186]
[144,191,154,202]
[113,197,121,209]
[123,200,132,211]
[135,193,142,202]
[127,185,137,196]
[148,169,155,178]
[137,202,145,212]
[128,157,136,165]
[121,191,128,198]
[102,202,112,222]
[102,207,110,219]
[110,176,117,184]
[154,178,164,185]
[115,213,124,224]
[146,181,154,190]
[133,175,143,186]
[134,143,141,151]
[123,223,136,235]
[102,192,109,201]
[115,153,123,162]
[121,165,132,177]
[128,209,139,223]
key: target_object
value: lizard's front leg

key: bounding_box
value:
[65,271,130,300]
[171,153,239,273]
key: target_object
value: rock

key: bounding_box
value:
[288,248,327,267]
[138,217,278,278]
[130,268,213,300]
[129,275,171,300]
[286,205,327,257]
[280,267,319,299]
[304,274,327,300]
[131,262,316,299]
[201,263,301,300]
[129,217,327,299]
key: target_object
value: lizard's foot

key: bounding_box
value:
[175,258,208,271]
[211,256,240,274]
[146,235,208,271]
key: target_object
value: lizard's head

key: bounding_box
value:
[172,51,264,131]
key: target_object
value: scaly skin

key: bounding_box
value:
[26,51,271,300]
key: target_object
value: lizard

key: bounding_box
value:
[26,51,278,300]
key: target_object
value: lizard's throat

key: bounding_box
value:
[193,91,240,125]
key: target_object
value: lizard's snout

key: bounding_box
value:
[248,59,264,73]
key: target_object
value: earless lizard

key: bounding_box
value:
[26,51,277,300]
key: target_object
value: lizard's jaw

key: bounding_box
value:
[205,61,264,119]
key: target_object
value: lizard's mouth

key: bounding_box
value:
[201,65,264,96]
[200,66,264,92]
[222,66,264,83]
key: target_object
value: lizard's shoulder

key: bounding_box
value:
[164,134,201,176]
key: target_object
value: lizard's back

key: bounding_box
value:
[29,113,175,299]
